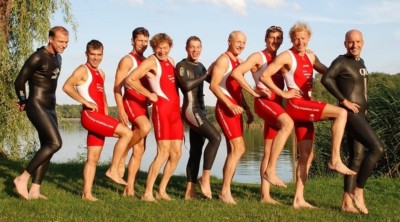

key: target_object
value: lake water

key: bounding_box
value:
[52,120,294,184]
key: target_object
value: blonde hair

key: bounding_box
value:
[289,22,311,40]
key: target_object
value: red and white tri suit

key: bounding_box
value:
[77,64,119,146]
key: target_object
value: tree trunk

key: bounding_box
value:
[0,0,12,45]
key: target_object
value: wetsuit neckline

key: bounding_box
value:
[344,53,362,61]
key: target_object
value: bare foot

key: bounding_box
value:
[263,172,287,188]
[141,194,157,202]
[29,193,48,200]
[82,194,99,201]
[123,187,135,197]
[261,197,281,205]
[198,178,212,199]
[328,161,357,175]
[105,169,127,185]
[350,194,369,214]
[293,200,317,209]
[155,192,172,201]
[185,185,198,200]
[13,177,29,200]
[218,193,237,205]
[341,204,359,214]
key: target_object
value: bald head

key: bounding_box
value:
[344,29,364,58]
[345,29,363,42]
[227,30,246,56]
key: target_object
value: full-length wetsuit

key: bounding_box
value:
[321,54,384,192]
[175,59,221,183]
[14,47,63,184]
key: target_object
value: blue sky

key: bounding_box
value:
[53,0,400,106]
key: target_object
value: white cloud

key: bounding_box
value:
[253,0,286,8]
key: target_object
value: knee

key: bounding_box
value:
[122,128,134,139]
[337,108,347,120]
[372,143,385,160]
[282,119,294,133]
[49,139,62,153]
[140,122,152,137]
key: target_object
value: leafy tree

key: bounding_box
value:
[0,0,76,159]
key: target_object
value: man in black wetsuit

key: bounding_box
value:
[321,29,384,214]
[175,36,221,200]
[13,26,69,200]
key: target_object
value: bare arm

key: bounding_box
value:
[230,52,261,98]
[125,56,158,102]
[209,54,243,115]
[260,52,301,99]
[100,70,109,115]
[113,55,132,125]
[62,65,98,112]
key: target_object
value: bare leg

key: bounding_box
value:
[260,139,280,204]
[157,140,182,201]
[124,140,145,197]
[198,170,212,199]
[141,140,170,202]
[185,182,198,200]
[14,170,31,200]
[28,183,48,200]
[219,137,245,205]
[293,140,317,209]
[106,124,133,185]
[264,114,293,188]
[341,192,359,213]
[321,105,356,175]
[352,186,369,214]
[82,145,103,201]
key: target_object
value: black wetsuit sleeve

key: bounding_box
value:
[14,53,42,103]
[321,57,346,102]
[175,62,209,92]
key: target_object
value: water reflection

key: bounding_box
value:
[53,120,294,184]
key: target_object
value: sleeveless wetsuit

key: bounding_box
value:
[147,56,183,141]
[175,59,221,183]
[215,53,243,140]
[14,46,63,185]
[321,54,384,191]
[252,50,286,140]
[283,49,327,141]
[77,64,119,146]
[123,52,150,122]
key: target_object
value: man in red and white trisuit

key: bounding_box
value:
[231,25,294,204]
[260,22,356,209]
[63,40,133,201]
[125,33,183,202]
[210,31,254,205]
[114,27,151,197]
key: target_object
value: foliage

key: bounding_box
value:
[1,160,399,221]
[312,73,400,178]
[0,0,77,159]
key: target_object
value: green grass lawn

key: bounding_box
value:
[1,159,399,222]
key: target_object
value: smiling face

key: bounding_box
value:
[186,39,202,62]
[132,34,149,56]
[154,41,171,61]
[290,30,310,54]
[228,31,246,56]
[266,31,283,54]
[49,31,69,54]
[86,47,103,69]
[345,30,364,59]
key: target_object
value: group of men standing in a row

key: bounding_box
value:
[13,21,383,215]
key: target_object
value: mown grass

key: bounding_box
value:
[0,159,399,222]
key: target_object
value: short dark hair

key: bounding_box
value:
[86,39,103,52]
[132,27,150,39]
[186,36,202,48]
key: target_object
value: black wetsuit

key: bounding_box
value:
[14,47,63,185]
[175,59,221,183]
[321,54,384,191]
